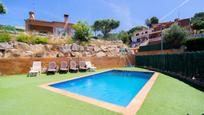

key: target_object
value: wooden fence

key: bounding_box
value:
[0,55,135,75]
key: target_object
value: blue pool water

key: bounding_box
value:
[50,70,153,107]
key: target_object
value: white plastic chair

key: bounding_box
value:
[28,61,42,77]
[85,61,96,72]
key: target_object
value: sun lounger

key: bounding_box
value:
[47,61,57,74]
[85,61,96,72]
[69,60,78,72]
[28,61,42,77]
[59,61,69,73]
[79,61,88,72]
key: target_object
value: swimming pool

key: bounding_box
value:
[50,70,154,107]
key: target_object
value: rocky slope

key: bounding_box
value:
[0,39,130,58]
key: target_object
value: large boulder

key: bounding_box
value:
[17,42,30,51]
[0,52,3,57]
[82,51,92,57]
[36,52,48,58]
[100,45,107,52]
[0,42,13,51]
[94,46,101,52]
[71,43,79,51]
[85,46,94,52]
[44,44,53,51]
[59,44,71,53]
[22,51,33,57]
[30,44,45,53]
[79,46,85,52]
[96,51,106,57]
[70,52,83,57]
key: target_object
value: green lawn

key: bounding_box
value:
[0,67,203,115]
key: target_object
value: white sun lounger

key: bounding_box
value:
[28,61,42,77]
[85,61,96,72]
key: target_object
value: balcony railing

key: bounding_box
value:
[149,37,161,42]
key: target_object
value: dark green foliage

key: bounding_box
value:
[138,42,177,52]
[118,31,130,44]
[150,16,159,24]
[194,12,204,18]
[93,19,120,37]
[191,12,204,30]
[163,24,189,48]
[135,52,204,82]
[73,21,92,42]
[128,26,147,35]
[0,32,11,42]
[184,37,204,51]
[145,16,159,28]
[0,3,6,14]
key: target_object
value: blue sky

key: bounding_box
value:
[0,0,203,31]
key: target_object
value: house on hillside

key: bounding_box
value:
[131,18,191,47]
[25,11,74,36]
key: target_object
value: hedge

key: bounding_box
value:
[184,37,204,51]
[135,52,204,90]
[138,42,178,52]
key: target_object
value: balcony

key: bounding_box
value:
[149,37,161,42]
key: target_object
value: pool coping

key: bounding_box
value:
[40,69,159,115]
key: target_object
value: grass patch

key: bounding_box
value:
[0,67,204,115]
[0,32,12,42]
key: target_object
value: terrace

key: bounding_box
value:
[0,67,203,115]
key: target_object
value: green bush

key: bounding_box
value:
[184,37,204,51]
[138,42,177,52]
[73,21,92,42]
[163,24,189,48]
[17,33,48,44]
[33,36,48,44]
[67,38,74,44]
[16,33,32,43]
[0,33,12,42]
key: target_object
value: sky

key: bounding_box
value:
[0,0,204,31]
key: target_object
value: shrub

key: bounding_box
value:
[67,38,74,44]
[16,33,33,43]
[163,24,189,48]
[33,36,48,44]
[73,21,92,42]
[118,31,130,44]
[184,37,204,51]
[0,32,12,42]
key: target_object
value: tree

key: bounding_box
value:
[118,31,130,44]
[93,19,120,37]
[162,24,189,48]
[72,21,92,42]
[145,19,151,28]
[150,16,159,25]
[191,12,204,30]
[0,3,6,14]
[145,16,159,28]
[128,26,147,35]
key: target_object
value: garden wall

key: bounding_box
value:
[0,55,135,75]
